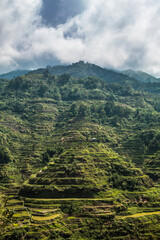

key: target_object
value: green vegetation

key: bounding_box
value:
[122,69,159,83]
[0,62,160,239]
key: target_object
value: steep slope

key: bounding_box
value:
[0,70,30,80]
[0,63,160,239]
[32,62,160,95]
[19,142,152,198]
[145,151,160,182]
[123,69,159,83]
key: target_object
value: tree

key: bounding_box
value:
[104,101,114,116]
[78,103,90,117]
[43,70,50,78]
[38,84,48,97]
[59,74,70,85]
[70,103,78,117]
[0,146,11,164]
[42,152,50,164]
[0,197,14,231]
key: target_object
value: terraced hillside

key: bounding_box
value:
[145,151,160,183]
[19,143,153,199]
[0,62,160,239]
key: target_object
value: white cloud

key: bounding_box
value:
[1,0,160,76]
[0,0,42,72]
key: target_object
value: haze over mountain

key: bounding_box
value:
[0,62,160,85]
[0,70,30,80]
[122,69,159,83]
[1,0,160,76]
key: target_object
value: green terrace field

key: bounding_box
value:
[0,62,160,239]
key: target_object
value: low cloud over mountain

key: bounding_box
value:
[1,0,160,76]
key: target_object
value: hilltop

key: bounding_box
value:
[1,61,159,84]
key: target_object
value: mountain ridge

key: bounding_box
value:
[0,69,30,80]
[0,61,159,84]
[122,69,159,83]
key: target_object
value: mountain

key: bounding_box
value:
[0,69,30,80]
[33,61,136,84]
[0,62,159,85]
[122,69,159,83]
[31,61,160,95]
[0,62,160,239]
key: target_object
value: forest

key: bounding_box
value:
[0,61,160,239]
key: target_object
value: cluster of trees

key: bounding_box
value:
[0,146,11,164]
[109,173,152,191]
[67,101,131,125]
[4,73,137,103]
[42,146,64,164]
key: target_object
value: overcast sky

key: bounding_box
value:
[1,0,160,76]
